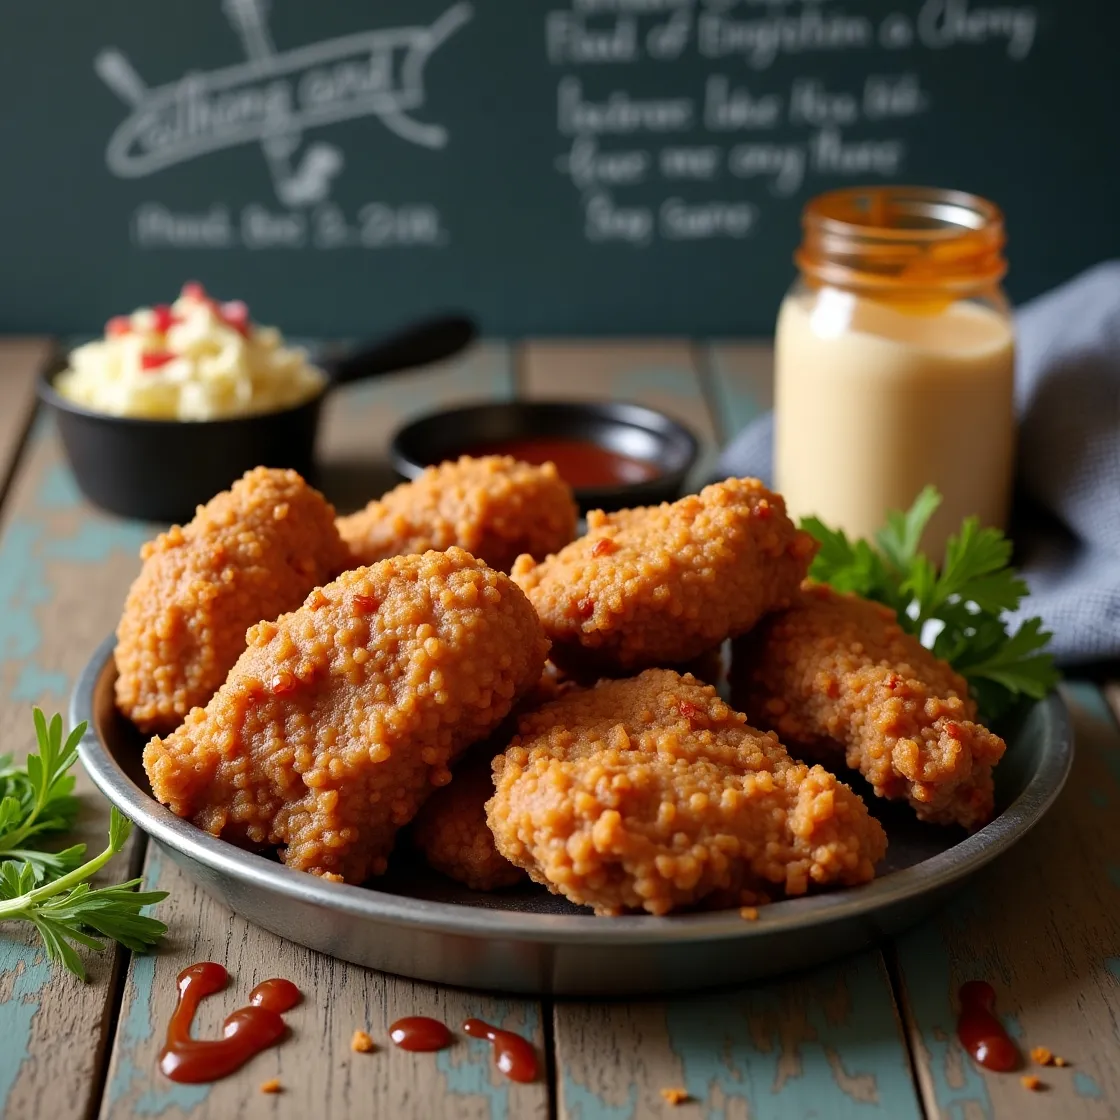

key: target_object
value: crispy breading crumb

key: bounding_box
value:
[660,1087,690,1105]
[1030,1046,1069,1067]
[351,1029,375,1053]
[1020,1075,1044,1091]
[739,907,759,921]
[260,1078,282,1094]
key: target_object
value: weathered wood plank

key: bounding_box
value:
[0,416,153,1120]
[702,341,774,445]
[0,339,47,492]
[894,682,1120,1119]
[100,341,549,1118]
[520,341,719,488]
[102,849,548,1120]
[556,953,922,1120]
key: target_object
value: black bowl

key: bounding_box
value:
[390,400,701,513]
[39,314,476,523]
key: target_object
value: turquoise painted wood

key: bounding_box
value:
[894,683,1120,1118]
[555,953,921,1120]
[0,415,154,1120]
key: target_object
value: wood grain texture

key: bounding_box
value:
[319,341,512,513]
[702,342,774,444]
[556,954,921,1120]
[99,342,548,1118]
[101,849,548,1120]
[894,682,1120,1119]
[519,341,719,487]
[0,416,152,1120]
[0,339,49,493]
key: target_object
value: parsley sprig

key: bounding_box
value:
[802,486,1060,721]
[0,710,167,980]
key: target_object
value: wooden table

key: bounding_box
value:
[0,337,1118,1120]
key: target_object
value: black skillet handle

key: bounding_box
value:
[325,313,478,387]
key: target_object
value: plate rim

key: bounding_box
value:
[75,632,1074,947]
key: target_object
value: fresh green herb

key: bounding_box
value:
[0,710,167,980]
[802,486,1060,722]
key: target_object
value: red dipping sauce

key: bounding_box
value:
[957,980,1020,1071]
[389,1016,453,1052]
[462,1018,538,1083]
[457,437,660,489]
[158,963,301,1084]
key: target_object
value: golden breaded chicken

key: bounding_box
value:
[338,455,577,573]
[510,479,816,676]
[144,549,549,883]
[115,467,349,735]
[488,670,886,915]
[730,584,1006,830]
[410,747,525,891]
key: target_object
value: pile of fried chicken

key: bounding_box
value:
[119,458,1005,916]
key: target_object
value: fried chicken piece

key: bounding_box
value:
[143,549,549,883]
[488,670,886,915]
[411,747,525,891]
[338,455,577,573]
[115,467,349,735]
[407,662,580,890]
[730,584,1006,830]
[510,479,816,676]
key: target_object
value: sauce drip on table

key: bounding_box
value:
[456,437,661,489]
[158,962,301,1084]
[389,1016,453,1052]
[462,1018,538,1082]
[957,980,1020,1071]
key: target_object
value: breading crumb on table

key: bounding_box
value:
[338,455,577,573]
[488,669,886,915]
[115,467,349,734]
[144,548,549,883]
[511,478,815,676]
[731,583,1006,830]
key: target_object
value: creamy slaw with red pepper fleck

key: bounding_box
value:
[54,283,325,421]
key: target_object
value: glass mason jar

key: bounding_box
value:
[773,186,1015,560]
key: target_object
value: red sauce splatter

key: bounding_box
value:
[456,437,661,490]
[461,1019,538,1083]
[957,981,1020,1071]
[353,594,379,614]
[677,700,698,719]
[389,1016,453,1052]
[158,963,301,1084]
[140,351,175,371]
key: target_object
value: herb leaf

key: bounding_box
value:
[0,715,168,980]
[803,489,1060,721]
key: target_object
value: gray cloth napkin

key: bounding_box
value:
[716,260,1120,665]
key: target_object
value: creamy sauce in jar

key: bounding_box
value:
[774,287,1015,557]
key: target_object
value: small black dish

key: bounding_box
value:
[39,314,477,523]
[390,400,700,512]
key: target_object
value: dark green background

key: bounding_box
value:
[1,1,1116,337]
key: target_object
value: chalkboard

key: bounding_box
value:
[2,0,1117,338]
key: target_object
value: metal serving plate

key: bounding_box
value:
[74,634,1073,997]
